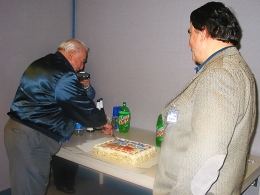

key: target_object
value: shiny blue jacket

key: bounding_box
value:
[8,51,106,142]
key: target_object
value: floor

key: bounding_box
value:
[45,175,134,195]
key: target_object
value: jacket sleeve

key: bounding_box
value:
[185,68,239,194]
[54,72,107,127]
[85,84,96,100]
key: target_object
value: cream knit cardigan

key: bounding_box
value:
[153,47,256,195]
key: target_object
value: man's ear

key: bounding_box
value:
[68,50,76,60]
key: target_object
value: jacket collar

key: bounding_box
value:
[54,51,74,72]
[196,46,238,74]
[195,46,235,73]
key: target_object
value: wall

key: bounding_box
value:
[76,1,260,194]
[0,0,72,191]
[0,0,260,194]
[76,0,260,153]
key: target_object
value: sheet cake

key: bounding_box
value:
[92,138,157,165]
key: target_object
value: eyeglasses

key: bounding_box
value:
[81,60,87,65]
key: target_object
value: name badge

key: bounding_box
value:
[166,110,178,124]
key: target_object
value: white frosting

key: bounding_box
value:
[92,138,157,165]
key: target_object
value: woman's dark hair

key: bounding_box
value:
[190,2,241,46]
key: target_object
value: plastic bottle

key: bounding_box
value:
[118,102,131,133]
[156,114,164,147]
[74,123,85,136]
[111,106,120,131]
[97,99,100,108]
[86,127,94,133]
[99,98,105,113]
[94,99,103,131]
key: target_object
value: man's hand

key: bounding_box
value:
[80,79,90,89]
[102,122,113,136]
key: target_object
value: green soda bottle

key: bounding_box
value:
[118,102,131,133]
[156,114,164,147]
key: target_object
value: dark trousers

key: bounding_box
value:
[51,155,79,188]
[4,118,61,195]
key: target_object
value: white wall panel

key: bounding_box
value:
[0,0,72,191]
[76,3,260,194]
[1,1,260,194]
[76,0,260,151]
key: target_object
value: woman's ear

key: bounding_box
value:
[200,29,207,40]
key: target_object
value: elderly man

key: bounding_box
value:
[153,2,256,195]
[4,38,113,195]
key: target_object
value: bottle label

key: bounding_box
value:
[156,129,164,137]
[118,114,130,125]
[112,116,118,130]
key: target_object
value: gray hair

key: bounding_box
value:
[57,38,90,53]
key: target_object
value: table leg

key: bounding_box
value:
[99,172,104,185]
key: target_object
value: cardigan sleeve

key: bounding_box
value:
[183,68,240,194]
